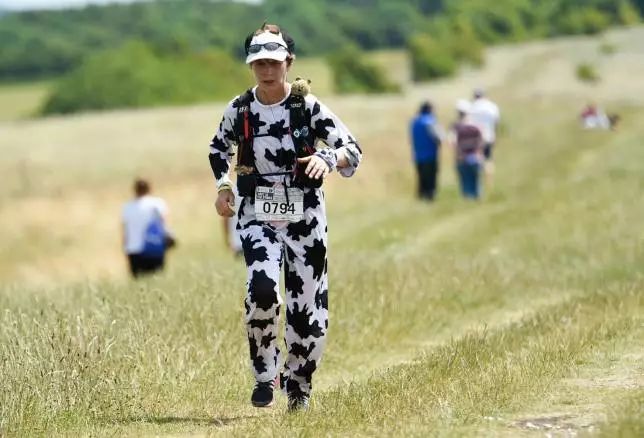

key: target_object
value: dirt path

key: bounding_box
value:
[504,323,644,436]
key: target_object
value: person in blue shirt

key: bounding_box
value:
[410,101,442,201]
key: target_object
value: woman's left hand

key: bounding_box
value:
[298,155,330,180]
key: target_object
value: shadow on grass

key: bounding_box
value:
[117,414,258,427]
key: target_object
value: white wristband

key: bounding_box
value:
[216,174,233,191]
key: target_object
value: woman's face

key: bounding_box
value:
[251,59,289,92]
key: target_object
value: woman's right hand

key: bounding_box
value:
[215,189,235,217]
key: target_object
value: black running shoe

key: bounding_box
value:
[287,394,310,412]
[251,380,275,407]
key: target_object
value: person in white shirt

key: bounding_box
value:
[121,179,171,277]
[469,88,500,180]
[580,103,611,130]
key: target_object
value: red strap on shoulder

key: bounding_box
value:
[243,110,250,141]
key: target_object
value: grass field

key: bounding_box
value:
[1,27,644,436]
[0,80,50,121]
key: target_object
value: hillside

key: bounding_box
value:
[1,27,643,436]
[0,0,640,80]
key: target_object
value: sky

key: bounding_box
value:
[0,0,260,11]
[0,0,145,10]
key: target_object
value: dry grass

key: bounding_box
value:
[0,80,50,121]
[3,26,643,288]
[1,26,644,437]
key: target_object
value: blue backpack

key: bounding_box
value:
[141,215,166,258]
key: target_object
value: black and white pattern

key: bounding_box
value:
[209,84,362,398]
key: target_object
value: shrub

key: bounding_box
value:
[598,42,617,55]
[576,63,600,83]
[327,45,400,94]
[408,34,457,82]
[617,0,641,25]
[449,19,486,67]
[557,8,610,35]
[41,40,251,114]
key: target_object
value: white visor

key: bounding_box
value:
[245,31,290,64]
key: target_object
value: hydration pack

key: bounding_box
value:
[233,83,321,197]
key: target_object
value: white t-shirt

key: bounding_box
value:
[582,111,610,130]
[122,195,168,254]
[469,98,500,143]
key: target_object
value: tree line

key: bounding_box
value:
[0,0,639,114]
[1,0,640,81]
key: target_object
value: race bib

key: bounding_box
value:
[254,186,304,222]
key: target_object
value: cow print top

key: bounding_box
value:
[209,84,362,188]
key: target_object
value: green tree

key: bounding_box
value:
[557,7,610,35]
[42,41,251,114]
[449,18,486,67]
[408,34,457,81]
[617,0,641,24]
[633,0,644,15]
[0,0,639,82]
[327,45,399,94]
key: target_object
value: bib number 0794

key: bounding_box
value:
[262,202,296,215]
[254,186,304,222]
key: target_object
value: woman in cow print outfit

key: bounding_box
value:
[209,24,362,411]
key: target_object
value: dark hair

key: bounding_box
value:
[419,101,433,114]
[244,22,296,55]
[134,178,150,197]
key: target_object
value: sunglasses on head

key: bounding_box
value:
[247,42,287,54]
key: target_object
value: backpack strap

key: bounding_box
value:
[288,89,323,189]
[234,84,315,178]
[288,92,315,158]
[234,89,255,175]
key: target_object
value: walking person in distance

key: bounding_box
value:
[450,100,484,199]
[121,178,175,278]
[409,101,442,201]
[469,88,500,188]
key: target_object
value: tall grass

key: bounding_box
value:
[2,27,644,436]
[2,98,643,434]
[599,390,644,437]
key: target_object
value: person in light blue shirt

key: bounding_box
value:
[410,101,442,200]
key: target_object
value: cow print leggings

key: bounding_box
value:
[238,189,328,398]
